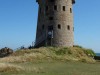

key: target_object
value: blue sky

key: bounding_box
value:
[0,0,100,52]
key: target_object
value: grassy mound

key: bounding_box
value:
[0,46,95,63]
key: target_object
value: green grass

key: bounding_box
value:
[0,46,98,75]
[0,61,100,75]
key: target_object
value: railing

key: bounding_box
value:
[35,34,46,46]
[34,30,53,47]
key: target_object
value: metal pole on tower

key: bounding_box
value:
[45,29,47,47]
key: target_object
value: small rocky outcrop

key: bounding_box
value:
[0,47,13,57]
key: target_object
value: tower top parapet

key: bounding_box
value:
[36,0,75,4]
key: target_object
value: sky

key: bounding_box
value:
[0,0,100,52]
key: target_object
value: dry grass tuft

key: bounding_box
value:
[0,53,45,63]
[0,63,23,72]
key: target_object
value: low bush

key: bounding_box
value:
[84,49,96,56]
[73,45,83,48]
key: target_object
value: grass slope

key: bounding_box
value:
[0,46,98,75]
[0,46,95,63]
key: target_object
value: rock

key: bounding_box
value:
[0,47,13,57]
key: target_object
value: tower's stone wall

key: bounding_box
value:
[35,0,75,47]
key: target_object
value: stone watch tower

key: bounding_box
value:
[35,0,75,47]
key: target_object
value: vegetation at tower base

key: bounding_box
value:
[0,46,98,75]
[0,46,95,63]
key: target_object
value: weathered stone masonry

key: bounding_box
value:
[35,0,75,47]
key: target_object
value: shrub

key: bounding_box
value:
[0,47,13,57]
[73,45,83,48]
[84,49,96,57]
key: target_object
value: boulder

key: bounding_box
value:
[0,47,13,57]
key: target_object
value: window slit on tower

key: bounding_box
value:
[46,6,48,11]
[54,5,57,11]
[63,6,65,11]
[42,24,44,30]
[70,8,72,13]
[67,25,70,30]
[49,17,53,20]
[40,7,41,13]
[48,25,53,31]
[49,0,55,2]
[58,24,61,29]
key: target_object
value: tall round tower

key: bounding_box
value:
[35,0,75,47]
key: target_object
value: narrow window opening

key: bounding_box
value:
[46,6,48,11]
[70,8,72,13]
[40,8,41,13]
[42,25,44,30]
[48,25,53,31]
[58,24,61,29]
[63,6,65,11]
[54,5,57,11]
[67,25,70,30]
[49,0,55,2]
[49,17,53,20]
